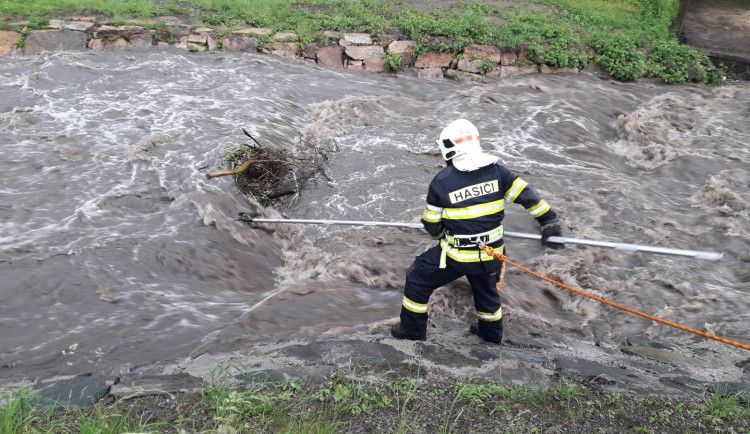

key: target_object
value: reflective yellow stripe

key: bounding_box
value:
[504,178,528,202]
[527,200,551,217]
[402,296,428,314]
[422,204,443,223]
[439,240,502,262]
[442,199,505,220]
[477,307,503,321]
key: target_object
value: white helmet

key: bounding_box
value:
[437,119,498,171]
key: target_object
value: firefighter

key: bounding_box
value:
[391,119,564,344]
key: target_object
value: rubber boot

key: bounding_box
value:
[470,323,502,344]
[391,324,426,341]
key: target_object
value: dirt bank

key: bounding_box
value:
[676,0,750,79]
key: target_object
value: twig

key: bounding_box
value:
[242,128,263,147]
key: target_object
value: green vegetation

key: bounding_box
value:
[593,33,647,82]
[3,369,749,433]
[478,56,494,75]
[383,51,402,73]
[647,38,726,84]
[1,389,35,433]
[694,391,748,424]
[1,389,163,433]
[0,0,726,82]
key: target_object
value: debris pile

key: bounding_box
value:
[207,131,324,207]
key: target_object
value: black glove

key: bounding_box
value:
[540,222,565,249]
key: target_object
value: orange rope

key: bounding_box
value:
[481,245,750,351]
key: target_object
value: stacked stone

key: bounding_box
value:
[0,16,581,80]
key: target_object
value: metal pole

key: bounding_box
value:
[242,217,723,261]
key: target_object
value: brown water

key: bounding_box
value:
[1,51,748,379]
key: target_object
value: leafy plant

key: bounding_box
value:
[383,51,402,73]
[455,383,492,407]
[593,33,646,81]
[525,43,542,62]
[647,38,709,83]
[256,33,274,48]
[538,42,588,68]
[706,63,727,86]
[386,378,420,395]
[15,32,26,50]
[329,377,392,414]
[435,41,453,53]
[393,9,435,40]
[478,57,494,75]
[295,19,318,44]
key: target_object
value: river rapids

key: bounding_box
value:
[1,51,748,378]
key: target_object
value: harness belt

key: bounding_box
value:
[440,225,504,268]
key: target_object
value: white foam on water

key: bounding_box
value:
[2,52,749,377]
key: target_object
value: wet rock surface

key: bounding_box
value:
[270,340,411,366]
[4,331,746,411]
[110,373,204,399]
[31,374,109,410]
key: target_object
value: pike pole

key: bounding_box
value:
[240,217,723,261]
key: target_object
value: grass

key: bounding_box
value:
[0,0,728,83]
[0,0,159,21]
[1,389,163,434]
[74,405,165,433]
[1,389,36,433]
[2,370,750,432]
[694,391,749,424]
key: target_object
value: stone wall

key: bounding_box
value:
[0,16,581,81]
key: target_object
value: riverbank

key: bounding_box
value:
[3,324,750,432]
[0,0,741,83]
[3,333,750,432]
[8,376,750,433]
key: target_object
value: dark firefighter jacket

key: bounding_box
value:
[421,163,558,273]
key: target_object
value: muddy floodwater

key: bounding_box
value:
[1,51,748,380]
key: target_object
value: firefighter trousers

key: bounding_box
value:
[400,244,503,343]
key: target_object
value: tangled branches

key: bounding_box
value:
[208,135,324,207]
